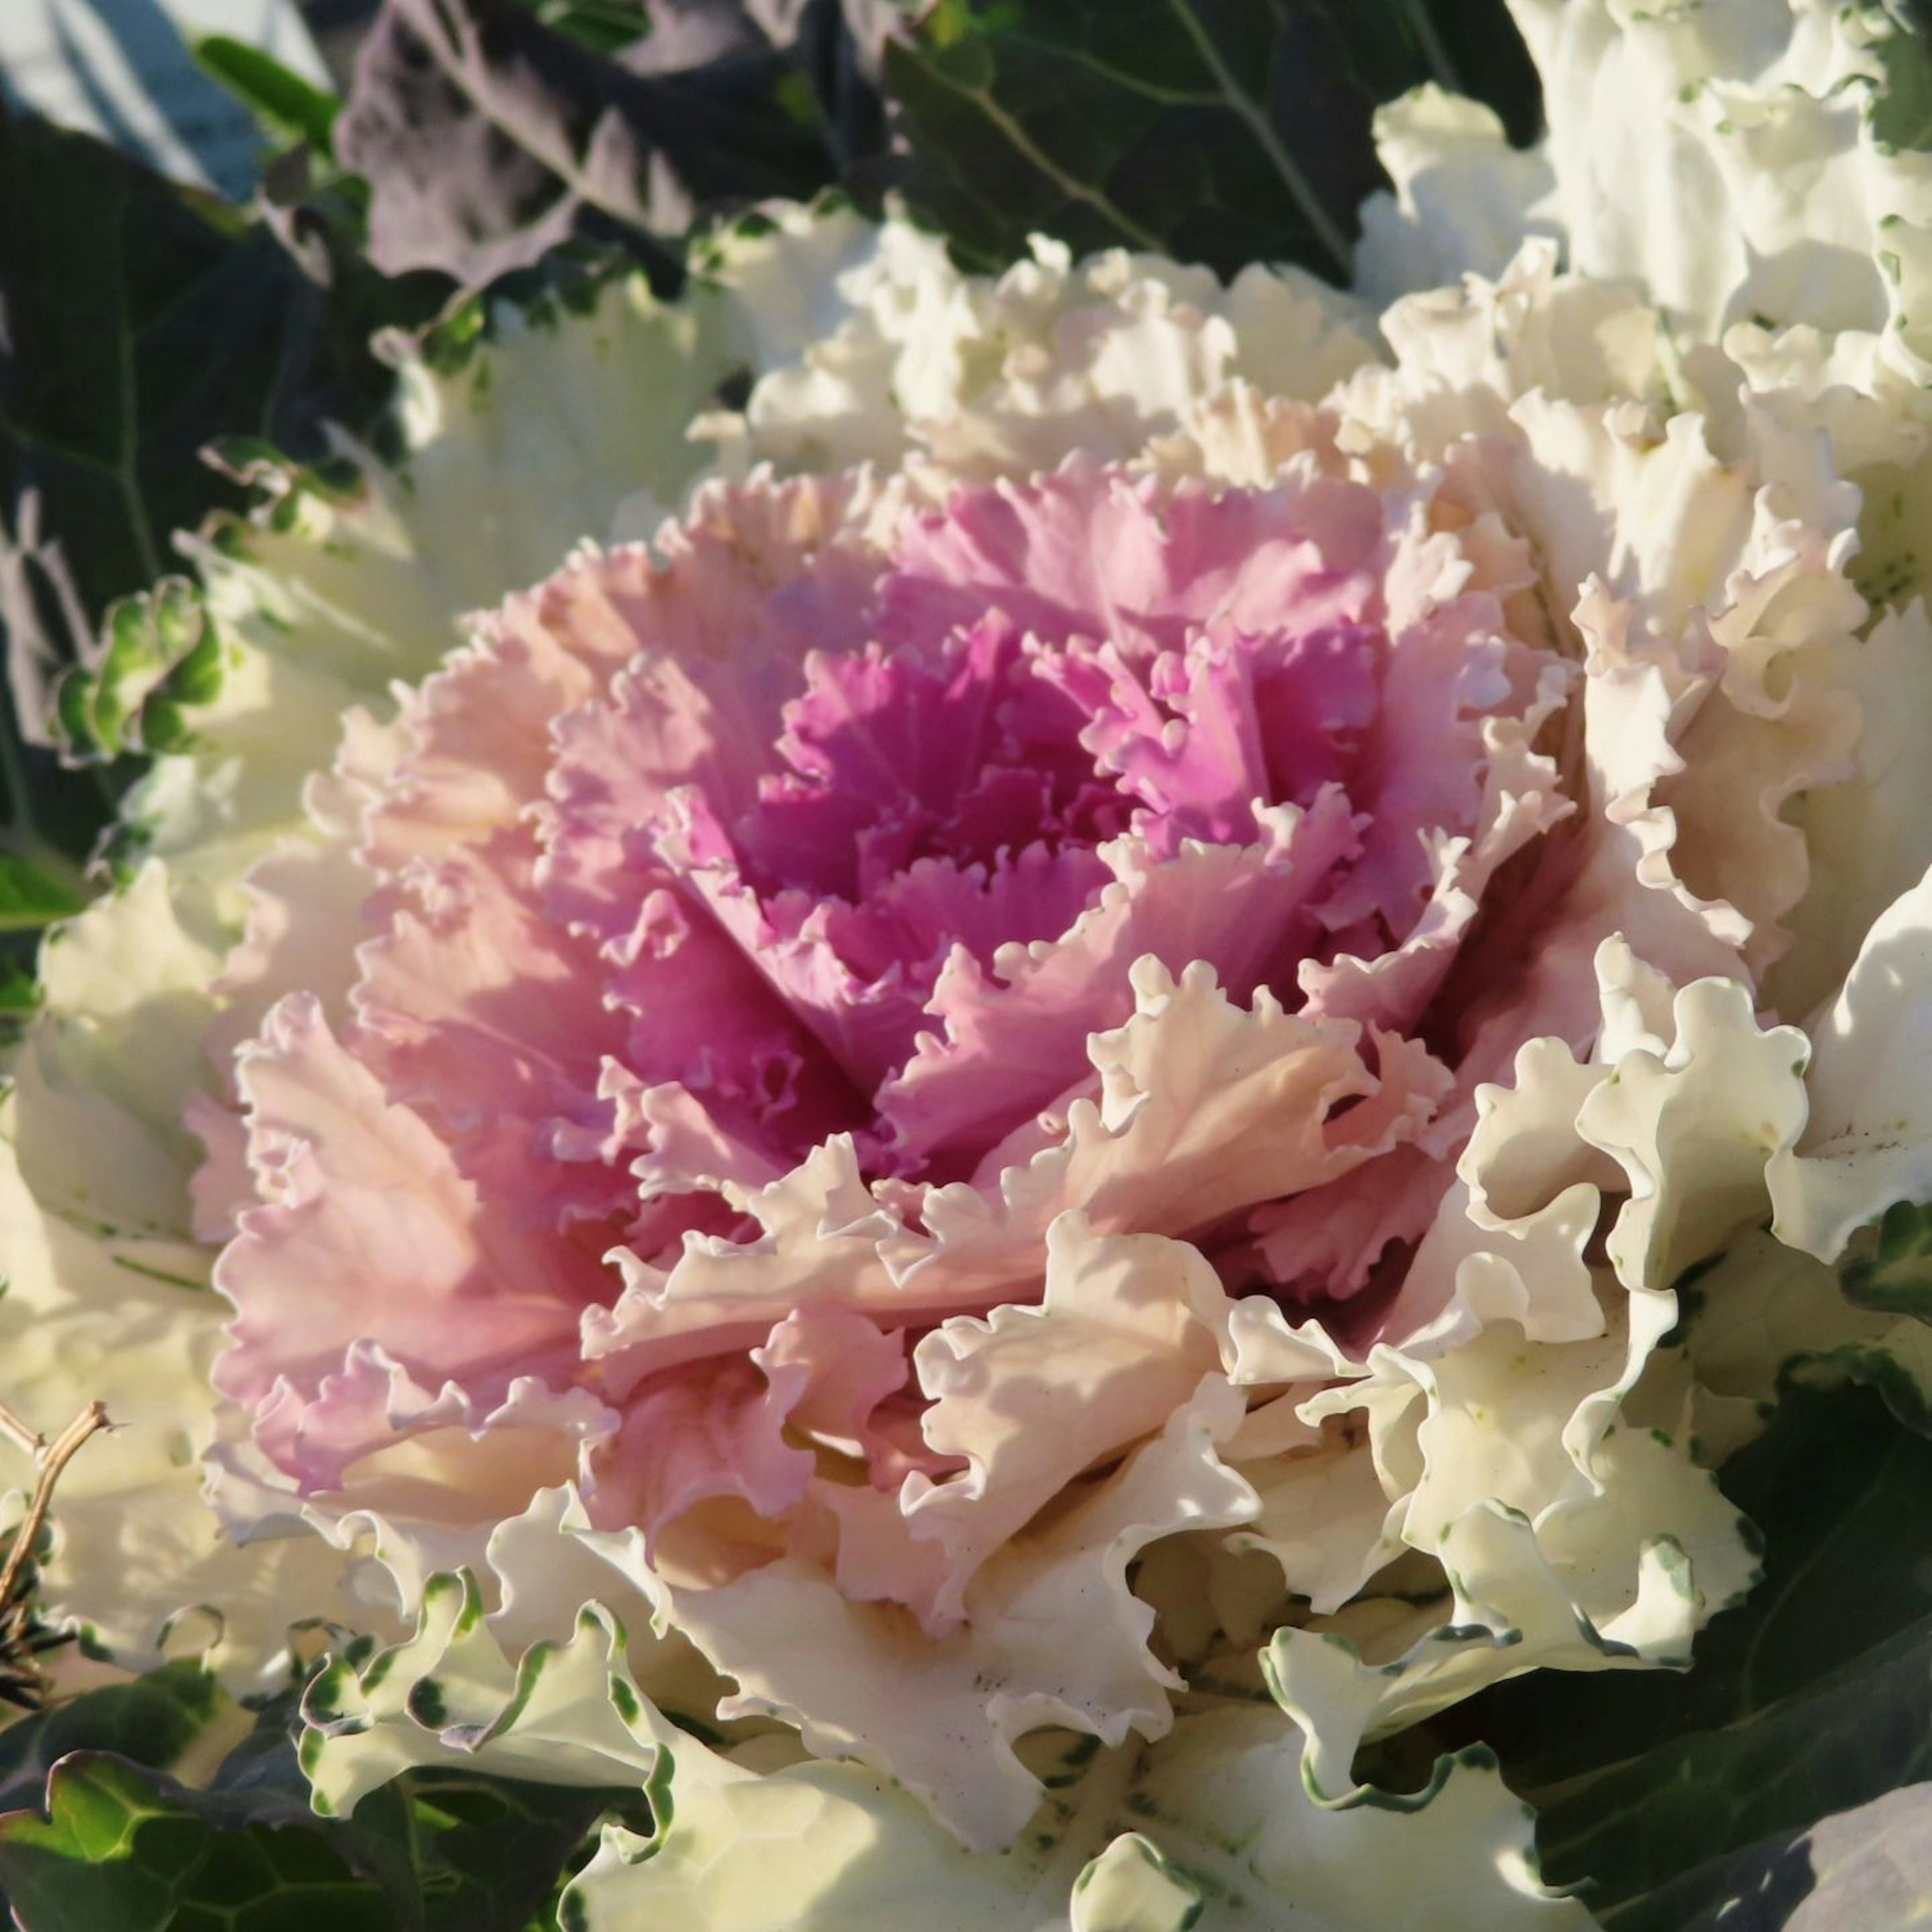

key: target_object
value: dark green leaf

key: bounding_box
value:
[882,0,1538,280]
[1619,1782,1932,1932]
[0,106,409,749]
[0,956,39,1016]
[0,849,86,932]
[1466,1387,1932,1790]
[0,1753,398,1932]
[511,0,652,58]
[0,1668,645,1932]
[1874,10,1932,156]
[377,1771,646,1932]
[1538,1614,1932,1919]
[0,100,436,982]
[0,1661,231,1809]
[193,37,345,158]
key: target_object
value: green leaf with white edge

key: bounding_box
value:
[1446,1387,1932,1922]
[1842,1199,1932,1322]
[1675,1218,1932,1445]
[882,0,1538,281]
[294,1572,1589,1930]
[0,1660,242,1807]
[0,1662,644,1932]
[299,1572,680,1822]
[567,1713,1594,1931]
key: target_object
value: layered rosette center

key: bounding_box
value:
[575,466,1564,1201]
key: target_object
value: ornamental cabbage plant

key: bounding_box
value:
[11,172,1932,1926]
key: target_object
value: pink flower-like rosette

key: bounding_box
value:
[194,353,1834,1845]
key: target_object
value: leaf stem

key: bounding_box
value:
[1160,0,1355,277]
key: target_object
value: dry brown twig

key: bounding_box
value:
[0,1398,110,1701]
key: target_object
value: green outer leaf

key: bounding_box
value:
[1539,1613,1932,1919]
[882,0,1537,280]
[192,37,344,157]
[1873,10,1932,156]
[0,1753,398,1932]
[0,105,427,752]
[0,1661,232,1807]
[1,108,268,707]
[0,1667,641,1932]
[1842,1199,1932,1321]
[377,1770,649,1932]
[0,850,87,932]
[0,104,436,982]
[512,0,651,57]
[0,956,40,1016]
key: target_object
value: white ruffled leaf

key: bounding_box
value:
[296,1566,1593,1931]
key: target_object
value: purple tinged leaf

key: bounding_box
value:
[335,0,861,286]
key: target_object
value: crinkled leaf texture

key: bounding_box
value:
[1452,1386,1932,1928]
[1356,0,1932,346]
[90,202,1374,903]
[298,1570,1594,1932]
[13,216,1880,1850]
[0,862,382,1682]
[95,262,741,905]
[199,231,1895,1849]
[1352,4,1932,1020]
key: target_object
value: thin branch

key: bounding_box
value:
[0,1401,40,1463]
[0,1401,110,1610]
